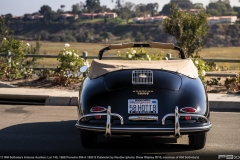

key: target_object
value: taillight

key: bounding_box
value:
[90,106,107,120]
[180,107,197,113]
[90,106,107,112]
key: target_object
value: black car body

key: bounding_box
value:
[75,42,212,148]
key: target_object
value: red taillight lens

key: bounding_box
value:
[180,107,197,113]
[185,116,191,120]
[95,115,101,119]
[90,106,106,112]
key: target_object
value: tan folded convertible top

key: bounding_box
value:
[88,59,198,79]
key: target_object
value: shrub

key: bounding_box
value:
[0,38,29,80]
[118,47,165,61]
[192,58,210,82]
[57,43,84,72]
[206,78,221,86]
[224,73,240,92]
[56,43,85,86]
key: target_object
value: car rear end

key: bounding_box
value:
[75,42,212,148]
[76,69,211,148]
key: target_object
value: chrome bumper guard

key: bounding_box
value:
[77,106,124,137]
[162,106,209,138]
[76,106,211,138]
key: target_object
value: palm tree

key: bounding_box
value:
[60,5,65,10]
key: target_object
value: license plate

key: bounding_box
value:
[128,99,158,114]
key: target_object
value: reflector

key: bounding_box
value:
[95,115,101,119]
[185,116,191,120]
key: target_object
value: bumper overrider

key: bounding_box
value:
[75,106,212,138]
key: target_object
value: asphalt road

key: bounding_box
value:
[0,105,239,160]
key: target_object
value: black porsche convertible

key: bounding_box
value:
[75,42,212,149]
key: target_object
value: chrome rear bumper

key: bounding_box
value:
[76,106,212,138]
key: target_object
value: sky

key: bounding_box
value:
[0,0,240,16]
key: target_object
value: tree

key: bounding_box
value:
[72,4,80,16]
[39,30,49,40]
[39,5,52,15]
[223,0,230,4]
[113,0,123,9]
[160,1,195,16]
[0,17,43,80]
[124,2,135,11]
[135,3,159,16]
[85,0,100,13]
[160,4,171,15]
[4,14,13,19]
[0,17,14,42]
[233,6,240,18]
[170,0,193,9]
[79,2,86,12]
[162,3,208,57]
[146,3,159,16]
[23,14,31,21]
[193,3,204,9]
[206,1,236,16]
[57,5,65,13]
[120,2,135,23]
[39,5,56,21]
[135,4,145,14]
[61,5,66,10]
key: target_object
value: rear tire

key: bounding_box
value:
[188,133,206,149]
[80,130,98,148]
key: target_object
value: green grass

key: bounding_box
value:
[79,18,104,24]
[200,47,240,70]
[25,41,240,70]
[106,18,127,24]
[25,41,108,68]
[35,41,107,55]
[73,18,127,25]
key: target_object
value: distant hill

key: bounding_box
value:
[9,20,240,47]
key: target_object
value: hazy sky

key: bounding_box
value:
[1,0,240,16]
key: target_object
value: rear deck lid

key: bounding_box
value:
[104,70,182,91]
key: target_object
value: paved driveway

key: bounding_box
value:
[0,105,239,160]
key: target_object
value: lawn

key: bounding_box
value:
[24,41,240,70]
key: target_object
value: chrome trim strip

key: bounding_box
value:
[75,124,212,133]
[180,124,212,130]
[162,113,209,125]
[129,116,158,121]
[106,106,111,137]
[175,106,180,138]
[78,113,124,125]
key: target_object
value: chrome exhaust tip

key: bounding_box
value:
[174,134,180,138]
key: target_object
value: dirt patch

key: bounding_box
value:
[205,76,240,94]
[1,76,81,91]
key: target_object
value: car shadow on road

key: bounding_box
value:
[94,135,193,153]
[0,121,197,156]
